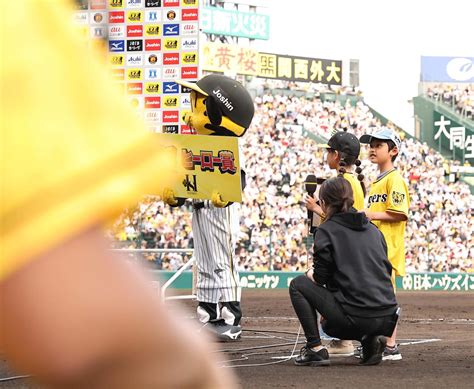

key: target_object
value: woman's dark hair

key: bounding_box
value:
[337,152,366,196]
[319,177,354,219]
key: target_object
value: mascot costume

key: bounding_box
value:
[163,74,254,341]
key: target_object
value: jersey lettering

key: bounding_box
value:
[367,193,387,206]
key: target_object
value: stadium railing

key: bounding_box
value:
[110,248,196,301]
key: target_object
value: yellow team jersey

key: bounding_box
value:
[343,172,365,211]
[367,169,410,276]
[319,172,364,224]
[0,1,174,282]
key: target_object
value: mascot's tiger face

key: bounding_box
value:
[178,74,255,138]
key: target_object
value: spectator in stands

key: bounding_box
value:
[426,83,474,120]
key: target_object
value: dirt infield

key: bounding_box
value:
[1,290,473,388]
[188,290,473,388]
[226,290,474,388]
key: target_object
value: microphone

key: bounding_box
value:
[304,174,318,233]
[305,174,318,196]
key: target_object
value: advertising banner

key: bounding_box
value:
[421,56,474,83]
[202,43,259,75]
[259,53,342,84]
[202,42,342,85]
[73,0,200,134]
[156,271,474,291]
[201,7,269,40]
[433,112,474,161]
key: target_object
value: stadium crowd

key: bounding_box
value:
[425,83,474,120]
[110,89,473,273]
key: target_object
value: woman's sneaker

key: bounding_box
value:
[294,346,330,366]
[383,344,402,361]
[325,339,354,356]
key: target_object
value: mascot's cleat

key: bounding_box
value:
[201,320,242,342]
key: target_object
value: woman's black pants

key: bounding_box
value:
[289,275,396,348]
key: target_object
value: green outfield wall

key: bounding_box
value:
[154,271,474,292]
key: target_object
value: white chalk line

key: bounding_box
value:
[245,316,474,324]
[399,338,441,346]
[185,314,473,324]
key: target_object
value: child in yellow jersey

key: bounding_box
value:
[359,127,410,361]
[306,131,366,218]
[305,131,366,356]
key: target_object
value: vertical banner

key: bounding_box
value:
[73,0,200,134]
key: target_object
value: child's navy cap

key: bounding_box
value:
[318,131,360,157]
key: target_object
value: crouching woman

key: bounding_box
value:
[289,177,399,366]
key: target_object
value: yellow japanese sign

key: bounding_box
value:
[202,43,259,76]
[202,42,343,85]
[154,133,242,202]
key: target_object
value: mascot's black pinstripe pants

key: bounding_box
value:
[192,201,242,325]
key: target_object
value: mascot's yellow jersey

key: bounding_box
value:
[343,172,364,211]
[1,0,173,282]
[367,169,410,276]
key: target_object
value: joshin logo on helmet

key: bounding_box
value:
[212,89,234,111]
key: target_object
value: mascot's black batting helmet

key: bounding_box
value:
[178,74,255,137]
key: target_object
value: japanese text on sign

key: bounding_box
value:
[202,42,342,85]
[182,149,237,174]
[434,114,474,159]
[201,7,269,40]
[402,273,474,291]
